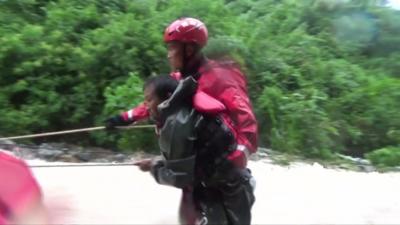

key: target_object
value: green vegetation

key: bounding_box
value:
[0,0,399,166]
[366,146,400,168]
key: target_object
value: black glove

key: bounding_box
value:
[105,114,133,130]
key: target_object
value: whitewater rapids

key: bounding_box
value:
[29,159,400,224]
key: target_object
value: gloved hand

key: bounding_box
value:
[133,158,156,172]
[105,114,133,130]
[227,149,248,169]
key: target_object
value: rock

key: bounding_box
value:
[0,139,17,152]
[357,159,371,165]
[15,147,37,160]
[74,152,91,162]
[0,139,15,146]
[37,148,64,161]
[113,154,126,162]
[39,143,53,149]
[93,158,109,163]
[359,164,375,172]
[58,154,80,163]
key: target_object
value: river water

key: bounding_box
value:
[29,159,400,224]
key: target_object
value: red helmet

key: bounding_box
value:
[164,17,208,48]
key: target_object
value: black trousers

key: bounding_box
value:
[179,169,255,225]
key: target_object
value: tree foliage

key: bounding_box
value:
[0,0,399,162]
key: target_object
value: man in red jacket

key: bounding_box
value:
[107,17,258,170]
[106,17,258,225]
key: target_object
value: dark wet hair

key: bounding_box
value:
[143,75,178,101]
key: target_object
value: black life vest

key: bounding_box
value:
[153,76,235,188]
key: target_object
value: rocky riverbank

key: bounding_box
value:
[0,140,152,163]
[1,139,397,172]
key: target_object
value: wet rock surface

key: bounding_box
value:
[0,140,385,172]
[0,140,152,163]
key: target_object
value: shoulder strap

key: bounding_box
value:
[192,71,201,80]
[157,76,198,123]
[191,59,214,80]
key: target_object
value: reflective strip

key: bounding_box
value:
[249,176,257,192]
[237,144,250,160]
[127,110,134,120]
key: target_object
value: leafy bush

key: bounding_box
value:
[0,0,399,159]
[257,86,337,159]
[333,77,400,156]
[366,146,400,167]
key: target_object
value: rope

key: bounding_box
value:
[29,162,137,168]
[0,125,155,169]
[0,125,156,141]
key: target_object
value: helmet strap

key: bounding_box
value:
[182,43,188,75]
[182,44,205,78]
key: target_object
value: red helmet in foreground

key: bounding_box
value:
[164,17,208,48]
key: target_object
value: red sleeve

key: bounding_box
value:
[121,102,150,122]
[197,67,258,154]
[219,86,258,153]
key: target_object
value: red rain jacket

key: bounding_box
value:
[122,60,258,168]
